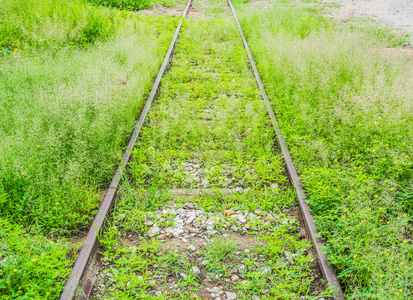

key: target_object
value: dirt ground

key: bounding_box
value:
[324,0,413,36]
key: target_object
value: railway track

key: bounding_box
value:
[61,0,344,299]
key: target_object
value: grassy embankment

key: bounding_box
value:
[0,0,178,298]
[94,3,333,297]
[236,1,413,299]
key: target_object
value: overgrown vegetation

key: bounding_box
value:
[237,2,413,298]
[0,12,178,233]
[92,9,332,298]
[89,0,151,11]
[0,218,78,299]
[0,0,179,297]
[89,0,184,12]
[0,0,122,51]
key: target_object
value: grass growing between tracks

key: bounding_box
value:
[237,1,413,299]
[0,3,179,297]
[93,10,333,299]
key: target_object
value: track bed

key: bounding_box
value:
[86,0,334,299]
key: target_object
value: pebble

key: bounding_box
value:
[206,216,216,224]
[177,208,185,216]
[230,225,238,231]
[144,218,154,226]
[148,227,160,237]
[226,291,237,300]
[223,209,233,216]
[207,287,221,293]
[284,251,294,264]
[186,215,196,224]
[184,203,195,209]
[188,244,196,252]
[237,215,247,224]
[260,266,271,275]
[192,265,200,276]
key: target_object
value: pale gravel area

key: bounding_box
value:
[324,0,413,36]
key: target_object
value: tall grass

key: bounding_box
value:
[237,3,413,299]
[0,15,178,234]
[0,0,121,51]
[89,0,151,11]
[0,0,178,296]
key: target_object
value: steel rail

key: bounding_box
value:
[59,1,192,298]
[226,1,345,299]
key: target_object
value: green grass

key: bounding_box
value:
[236,1,413,298]
[0,217,78,299]
[0,1,179,296]
[0,15,178,234]
[89,0,151,11]
[89,0,186,12]
[0,0,122,51]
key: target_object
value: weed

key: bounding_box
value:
[237,1,413,298]
[0,0,119,51]
[0,7,178,298]
[0,218,78,299]
[90,0,151,11]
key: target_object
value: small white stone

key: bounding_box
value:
[184,203,195,209]
[186,215,196,224]
[188,244,196,252]
[230,225,238,231]
[231,275,239,281]
[237,215,247,224]
[148,227,160,238]
[284,251,293,264]
[144,220,154,226]
[192,265,200,276]
[226,291,237,300]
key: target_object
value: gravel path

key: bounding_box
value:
[324,0,413,35]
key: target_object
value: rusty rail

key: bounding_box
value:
[59,1,192,298]
[226,0,345,299]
